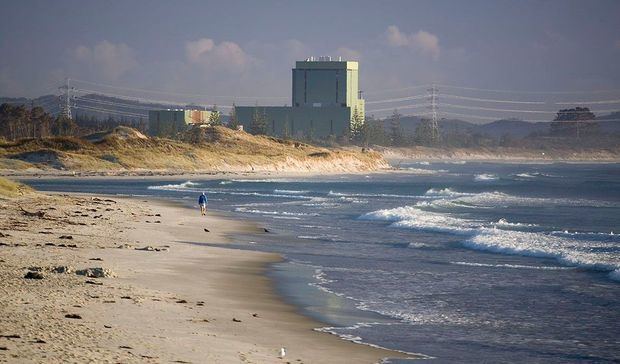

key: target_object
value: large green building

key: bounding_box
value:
[236,57,365,139]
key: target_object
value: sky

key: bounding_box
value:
[1,0,619,120]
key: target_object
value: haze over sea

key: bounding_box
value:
[25,162,620,363]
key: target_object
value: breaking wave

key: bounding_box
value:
[424,188,473,198]
[450,261,572,270]
[474,174,499,181]
[464,228,620,273]
[235,207,319,217]
[147,180,200,191]
[274,189,310,195]
[492,218,537,228]
[329,190,420,199]
[422,188,617,209]
[514,172,560,179]
[360,204,620,280]
[359,205,478,234]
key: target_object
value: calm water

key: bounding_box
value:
[23,163,620,363]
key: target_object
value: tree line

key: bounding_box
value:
[0,103,77,140]
[0,103,153,141]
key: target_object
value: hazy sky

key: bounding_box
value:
[1,0,619,119]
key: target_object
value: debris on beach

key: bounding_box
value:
[232,318,242,322]
[0,334,21,339]
[64,313,82,319]
[18,205,46,218]
[75,267,115,278]
[51,265,73,274]
[135,246,169,252]
[24,271,45,279]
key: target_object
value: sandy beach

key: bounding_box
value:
[0,190,412,363]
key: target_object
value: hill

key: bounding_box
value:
[0,126,387,175]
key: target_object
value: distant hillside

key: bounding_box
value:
[471,119,549,138]
[0,94,226,124]
[388,114,619,139]
[0,126,387,175]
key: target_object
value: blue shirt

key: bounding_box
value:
[198,194,207,205]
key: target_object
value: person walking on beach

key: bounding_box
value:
[198,192,208,216]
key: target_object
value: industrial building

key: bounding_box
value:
[236,57,365,139]
[148,109,215,137]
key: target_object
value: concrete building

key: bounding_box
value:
[148,109,215,137]
[236,57,365,139]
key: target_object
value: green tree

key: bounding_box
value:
[209,104,222,125]
[281,115,290,139]
[52,115,77,137]
[363,116,387,146]
[250,107,267,135]
[554,107,595,121]
[550,106,599,138]
[414,118,440,146]
[389,109,404,146]
[350,107,364,142]
[228,103,239,130]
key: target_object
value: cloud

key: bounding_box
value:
[335,47,362,61]
[385,26,440,60]
[185,38,250,71]
[71,41,138,80]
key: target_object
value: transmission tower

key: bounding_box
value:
[426,84,439,142]
[59,78,73,119]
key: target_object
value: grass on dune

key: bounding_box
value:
[0,177,33,198]
[0,126,386,172]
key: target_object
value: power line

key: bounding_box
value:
[441,94,545,105]
[365,94,427,104]
[436,84,620,95]
[442,103,618,114]
[441,102,557,114]
[555,99,620,105]
[367,103,427,113]
[363,84,428,95]
[74,96,162,111]
[73,87,234,109]
[74,105,147,118]
[70,78,288,100]
[438,111,549,122]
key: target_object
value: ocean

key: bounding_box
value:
[22,162,620,363]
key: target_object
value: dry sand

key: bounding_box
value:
[0,192,414,363]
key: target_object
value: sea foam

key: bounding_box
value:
[360,204,620,279]
[147,180,200,191]
[474,174,499,181]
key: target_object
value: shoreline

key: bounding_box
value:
[2,156,619,180]
[0,191,416,363]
